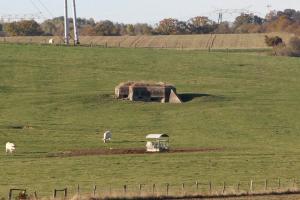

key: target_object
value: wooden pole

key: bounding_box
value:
[278,178,281,189]
[53,189,56,198]
[209,181,212,194]
[166,183,169,196]
[265,179,268,191]
[196,181,199,190]
[77,184,80,195]
[250,180,253,193]
[64,188,67,198]
[123,185,127,195]
[182,183,185,195]
[152,184,156,195]
[222,182,226,194]
[237,182,240,193]
[34,191,38,200]
[8,189,12,200]
[139,184,142,195]
[93,185,96,197]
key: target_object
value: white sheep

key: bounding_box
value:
[5,142,15,154]
[48,38,54,44]
[103,131,112,143]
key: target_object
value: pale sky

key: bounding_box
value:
[0,0,300,24]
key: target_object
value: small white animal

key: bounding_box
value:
[5,142,15,154]
[103,131,112,143]
[48,38,54,44]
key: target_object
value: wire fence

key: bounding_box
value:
[7,178,300,200]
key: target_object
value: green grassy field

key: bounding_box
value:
[0,44,300,197]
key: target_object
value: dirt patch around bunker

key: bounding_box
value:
[49,147,223,157]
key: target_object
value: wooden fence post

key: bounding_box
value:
[278,178,281,189]
[182,183,185,195]
[237,182,240,193]
[152,184,156,195]
[293,178,296,188]
[222,182,226,194]
[166,183,169,196]
[250,180,253,193]
[8,189,12,200]
[77,184,80,195]
[123,185,127,195]
[34,191,38,200]
[209,181,212,194]
[53,189,56,198]
[196,181,199,190]
[265,179,268,191]
[64,188,67,198]
[93,185,97,197]
[139,184,142,195]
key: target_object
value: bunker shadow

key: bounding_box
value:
[179,93,225,102]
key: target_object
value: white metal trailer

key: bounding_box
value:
[146,134,169,152]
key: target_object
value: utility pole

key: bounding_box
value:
[64,0,70,45]
[218,12,223,24]
[72,0,79,44]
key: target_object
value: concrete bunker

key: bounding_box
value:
[115,81,182,103]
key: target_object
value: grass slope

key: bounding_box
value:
[0,44,300,197]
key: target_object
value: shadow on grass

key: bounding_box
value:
[179,93,231,103]
[179,93,211,102]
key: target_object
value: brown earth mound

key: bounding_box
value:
[49,148,223,157]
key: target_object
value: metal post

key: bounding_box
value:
[72,0,79,44]
[64,0,70,45]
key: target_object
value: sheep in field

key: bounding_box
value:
[48,38,54,44]
[103,131,112,143]
[5,142,15,154]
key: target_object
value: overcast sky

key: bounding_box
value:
[0,0,300,24]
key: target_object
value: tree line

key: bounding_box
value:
[1,9,300,37]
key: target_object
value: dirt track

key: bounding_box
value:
[49,148,223,157]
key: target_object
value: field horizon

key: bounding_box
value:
[0,43,300,197]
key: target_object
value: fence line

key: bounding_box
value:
[7,178,300,199]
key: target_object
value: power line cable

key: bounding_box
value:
[37,0,55,18]
[29,0,46,20]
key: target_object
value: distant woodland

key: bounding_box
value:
[1,9,300,36]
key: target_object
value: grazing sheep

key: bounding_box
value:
[103,131,112,143]
[48,38,54,44]
[5,142,15,154]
